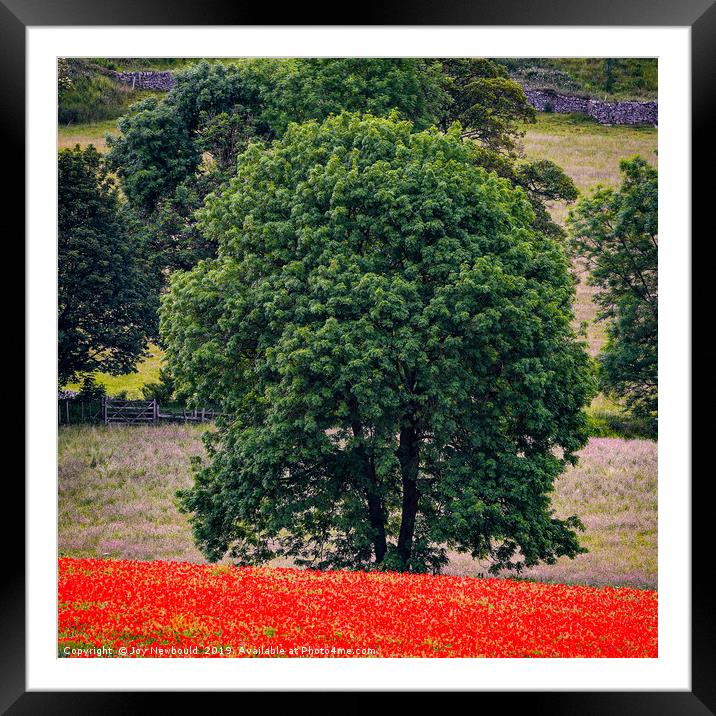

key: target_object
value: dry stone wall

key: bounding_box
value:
[524,89,657,126]
[113,71,176,91]
[112,71,658,126]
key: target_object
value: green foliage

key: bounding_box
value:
[463,149,577,241]
[195,105,257,171]
[438,60,574,240]
[107,96,201,212]
[107,58,563,271]
[585,411,655,440]
[258,58,448,137]
[58,145,157,384]
[515,159,579,203]
[137,171,225,274]
[140,366,177,403]
[513,159,579,240]
[441,59,536,153]
[568,157,657,435]
[164,113,596,573]
[106,59,449,213]
[77,374,106,401]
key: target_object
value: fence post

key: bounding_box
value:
[153,399,158,423]
[102,397,107,425]
[66,400,70,424]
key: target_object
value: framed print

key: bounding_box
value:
[8,0,714,710]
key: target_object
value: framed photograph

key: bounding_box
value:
[9,0,713,709]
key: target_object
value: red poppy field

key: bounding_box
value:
[58,557,657,658]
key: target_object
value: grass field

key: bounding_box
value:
[522,114,657,357]
[58,424,657,589]
[63,343,163,398]
[58,118,121,152]
[523,113,657,196]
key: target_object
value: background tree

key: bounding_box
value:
[58,145,157,385]
[104,58,452,285]
[567,156,657,434]
[513,158,579,239]
[441,59,576,240]
[106,59,448,214]
[440,58,536,153]
[164,113,595,573]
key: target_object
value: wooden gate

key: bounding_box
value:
[103,398,158,425]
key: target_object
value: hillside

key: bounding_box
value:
[497,58,657,100]
[58,59,165,125]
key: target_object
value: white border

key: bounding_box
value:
[28,27,690,691]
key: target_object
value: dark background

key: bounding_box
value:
[6,0,714,710]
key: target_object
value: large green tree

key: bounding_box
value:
[107,58,575,275]
[104,59,452,280]
[567,157,658,434]
[58,145,157,385]
[163,113,595,573]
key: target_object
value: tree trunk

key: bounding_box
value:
[366,486,388,563]
[349,410,387,564]
[396,424,420,569]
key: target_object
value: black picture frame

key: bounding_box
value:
[7,0,713,710]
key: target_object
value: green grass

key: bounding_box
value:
[499,58,657,100]
[58,118,121,152]
[64,344,163,398]
[522,113,658,210]
[58,424,212,563]
[59,59,165,125]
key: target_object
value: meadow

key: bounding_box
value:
[58,424,657,590]
[63,343,162,397]
[522,113,657,356]
[58,118,120,153]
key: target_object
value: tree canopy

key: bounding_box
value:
[106,59,449,213]
[58,145,157,385]
[440,58,536,153]
[567,156,657,434]
[106,58,574,276]
[164,112,595,573]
